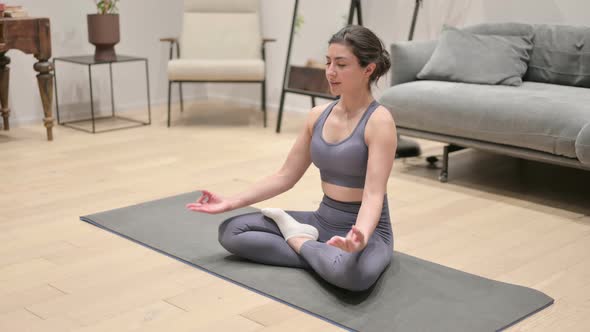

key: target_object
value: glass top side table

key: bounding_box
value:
[53,55,151,133]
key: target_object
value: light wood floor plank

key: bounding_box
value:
[0,309,81,332]
[1,102,589,331]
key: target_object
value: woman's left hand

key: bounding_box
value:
[326,225,367,253]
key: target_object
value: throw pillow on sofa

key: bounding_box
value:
[417,26,533,86]
[526,24,590,88]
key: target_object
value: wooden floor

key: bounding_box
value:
[1,101,589,331]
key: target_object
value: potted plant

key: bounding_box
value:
[87,0,120,61]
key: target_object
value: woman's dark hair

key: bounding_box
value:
[328,25,391,86]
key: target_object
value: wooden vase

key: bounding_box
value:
[87,14,120,61]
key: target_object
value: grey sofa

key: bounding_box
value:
[379,23,590,182]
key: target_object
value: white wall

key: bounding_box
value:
[9,0,187,124]
[364,0,590,42]
[8,0,590,126]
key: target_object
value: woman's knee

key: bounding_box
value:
[325,251,391,291]
[323,263,381,292]
[217,216,241,251]
[218,213,272,251]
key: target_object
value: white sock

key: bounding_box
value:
[261,208,319,241]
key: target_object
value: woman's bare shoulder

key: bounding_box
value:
[306,102,334,132]
[365,105,396,141]
[367,105,395,128]
[310,102,333,117]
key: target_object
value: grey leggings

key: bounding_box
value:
[218,195,393,291]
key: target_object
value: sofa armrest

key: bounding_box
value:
[576,123,590,166]
[390,40,437,86]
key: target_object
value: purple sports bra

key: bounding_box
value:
[310,100,380,188]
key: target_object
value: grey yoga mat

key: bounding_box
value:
[80,191,553,332]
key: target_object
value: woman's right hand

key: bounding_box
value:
[186,190,233,214]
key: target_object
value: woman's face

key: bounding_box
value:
[325,42,374,96]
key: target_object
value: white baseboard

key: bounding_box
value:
[205,93,311,114]
[10,93,315,126]
[11,96,183,126]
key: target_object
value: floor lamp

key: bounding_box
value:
[395,0,423,158]
[275,0,362,133]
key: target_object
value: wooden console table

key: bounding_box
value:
[0,17,54,141]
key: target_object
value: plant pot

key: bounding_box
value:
[87,14,120,61]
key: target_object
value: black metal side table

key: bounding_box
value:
[53,55,151,133]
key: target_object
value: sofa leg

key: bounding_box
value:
[440,144,465,183]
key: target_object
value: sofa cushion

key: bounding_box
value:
[576,123,590,165]
[390,40,437,86]
[379,81,590,159]
[462,22,534,37]
[167,59,264,81]
[417,26,533,86]
[525,24,590,88]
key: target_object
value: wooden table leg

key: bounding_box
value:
[0,53,10,131]
[34,59,54,141]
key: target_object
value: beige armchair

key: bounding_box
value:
[160,0,274,128]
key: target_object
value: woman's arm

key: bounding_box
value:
[227,105,327,210]
[355,106,397,241]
